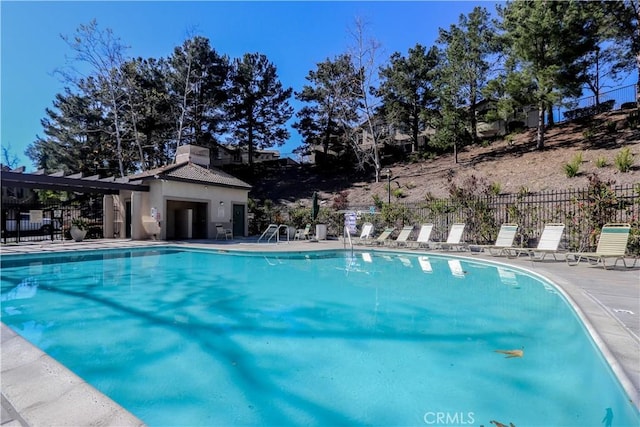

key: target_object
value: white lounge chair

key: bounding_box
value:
[430,223,467,251]
[389,226,414,247]
[470,223,518,256]
[566,223,638,269]
[505,223,565,260]
[367,227,395,246]
[407,224,434,249]
[353,222,374,245]
[294,224,311,240]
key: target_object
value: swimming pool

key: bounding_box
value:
[1,248,638,426]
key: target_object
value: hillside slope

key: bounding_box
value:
[250,109,639,207]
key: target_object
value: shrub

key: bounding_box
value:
[564,152,583,178]
[71,217,89,230]
[489,182,502,195]
[614,147,634,173]
[372,194,383,209]
[505,134,516,146]
[605,120,617,133]
[392,188,406,199]
[408,153,422,163]
[332,191,349,211]
[564,162,580,178]
[595,156,607,168]
[582,127,596,141]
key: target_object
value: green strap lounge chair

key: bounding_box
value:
[566,223,638,269]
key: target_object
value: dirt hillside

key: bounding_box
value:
[250,109,639,207]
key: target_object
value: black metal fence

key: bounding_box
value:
[2,199,104,244]
[345,183,640,254]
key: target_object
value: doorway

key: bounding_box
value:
[166,200,208,240]
[232,204,245,237]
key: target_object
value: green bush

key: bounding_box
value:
[392,188,406,199]
[582,127,596,141]
[405,181,417,190]
[614,147,634,173]
[505,134,515,146]
[489,182,502,195]
[564,152,583,178]
[372,194,383,208]
[595,156,607,168]
[564,162,580,178]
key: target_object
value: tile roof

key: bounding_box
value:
[128,162,252,189]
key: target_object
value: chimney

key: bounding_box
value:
[175,145,211,168]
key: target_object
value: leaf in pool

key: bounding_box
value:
[493,347,524,358]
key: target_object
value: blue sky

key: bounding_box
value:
[1,1,499,171]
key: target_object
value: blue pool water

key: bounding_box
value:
[1,248,638,426]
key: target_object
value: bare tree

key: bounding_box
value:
[58,20,131,177]
[343,17,385,182]
[1,145,19,169]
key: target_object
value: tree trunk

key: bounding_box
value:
[110,92,125,178]
[176,58,193,150]
[546,107,554,128]
[469,105,478,145]
[412,114,419,152]
[536,104,546,150]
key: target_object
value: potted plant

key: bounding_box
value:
[70,217,89,242]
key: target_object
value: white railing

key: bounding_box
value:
[343,226,354,255]
[257,224,290,243]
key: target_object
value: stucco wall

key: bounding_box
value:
[148,180,248,240]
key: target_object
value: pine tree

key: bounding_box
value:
[499,0,594,149]
[436,6,498,147]
[226,53,293,168]
[293,54,359,165]
[168,36,230,154]
[377,44,439,153]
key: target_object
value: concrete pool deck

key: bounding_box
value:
[1,238,638,426]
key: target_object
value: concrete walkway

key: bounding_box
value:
[1,238,638,425]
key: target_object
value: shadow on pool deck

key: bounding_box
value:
[1,238,638,425]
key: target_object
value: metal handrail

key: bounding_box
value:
[258,224,279,243]
[276,224,290,243]
[344,226,353,255]
[257,224,291,243]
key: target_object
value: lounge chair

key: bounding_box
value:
[353,222,374,245]
[407,224,434,249]
[504,223,565,261]
[294,224,311,240]
[216,224,233,240]
[470,223,518,256]
[566,223,638,269]
[430,223,467,251]
[367,227,395,246]
[389,226,414,247]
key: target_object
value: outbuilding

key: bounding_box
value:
[104,145,252,240]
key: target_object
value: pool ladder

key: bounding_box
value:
[343,226,354,255]
[257,224,290,243]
